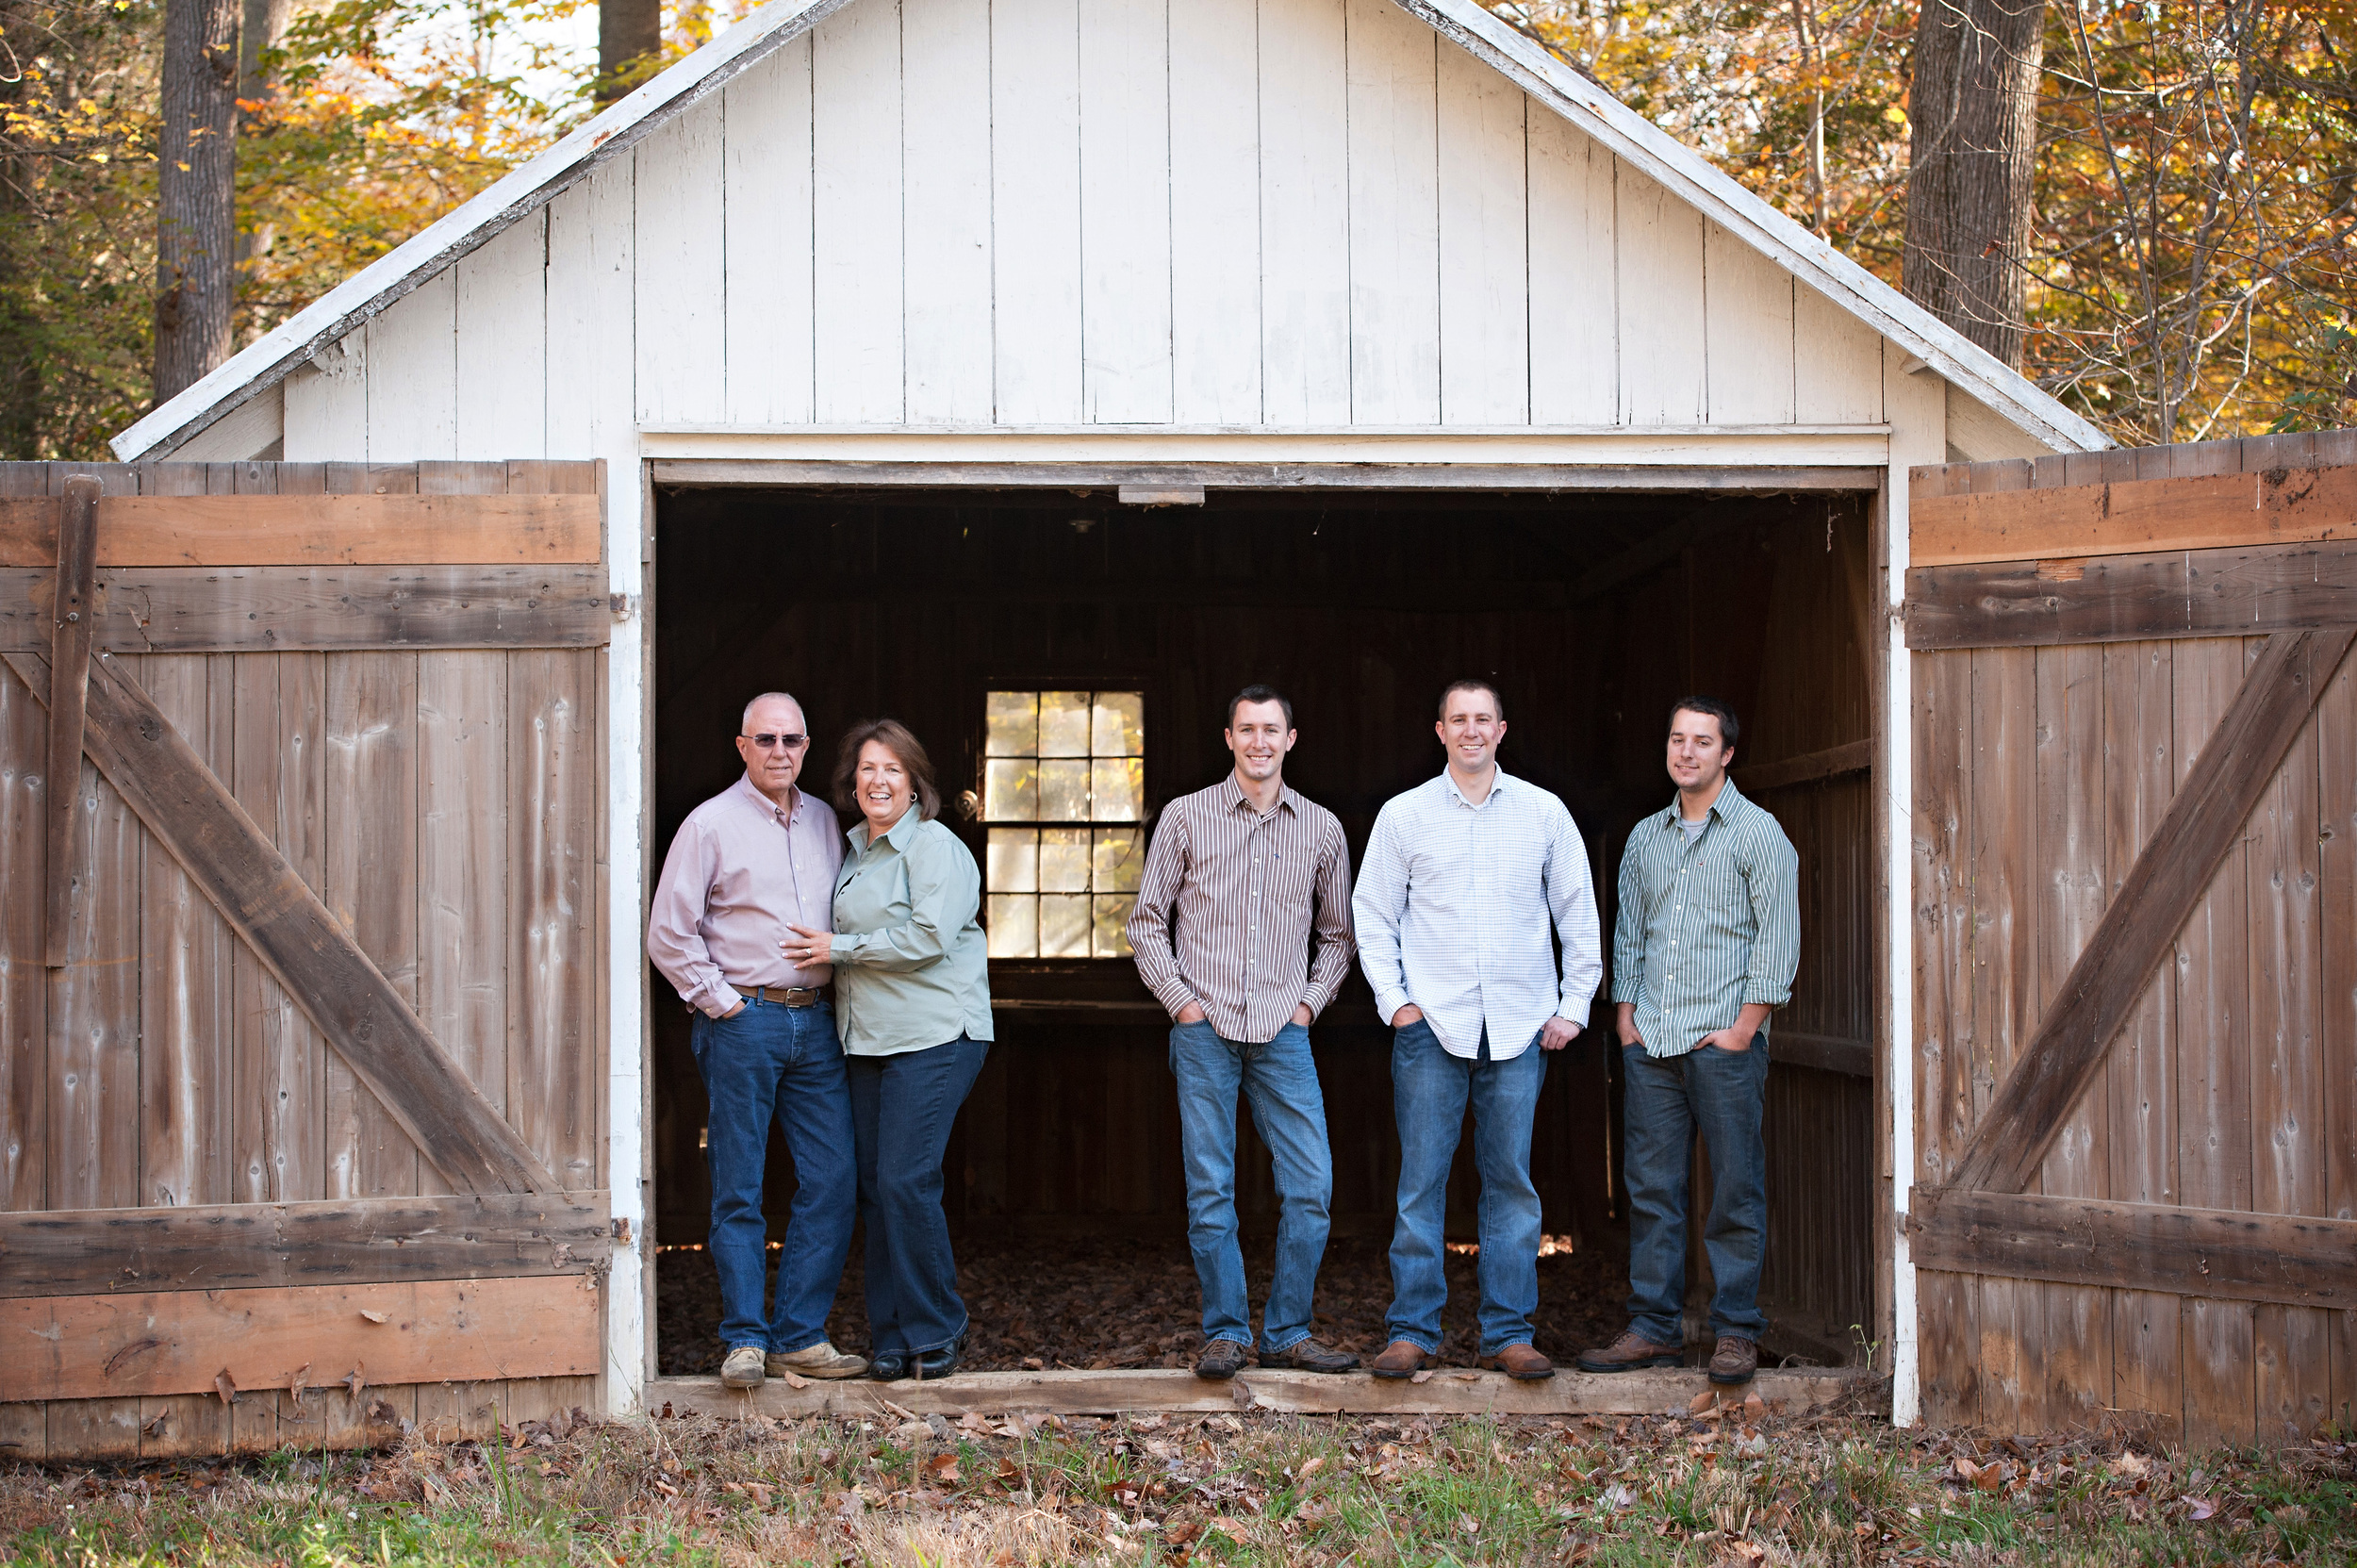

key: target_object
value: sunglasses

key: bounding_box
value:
[740,733,809,751]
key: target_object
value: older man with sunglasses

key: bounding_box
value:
[649,691,867,1390]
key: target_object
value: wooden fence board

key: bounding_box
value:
[0,493,602,568]
[0,1191,612,1296]
[0,1275,601,1403]
[1904,538,2357,651]
[0,552,46,1212]
[509,649,601,1188]
[1908,1187,2357,1306]
[418,650,509,1201]
[0,566,612,653]
[325,649,426,1199]
[2322,648,2357,1427]
[1909,465,2357,568]
[43,477,99,965]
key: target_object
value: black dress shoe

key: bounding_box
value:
[868,1350,911,1382]
[910,1328,969,1381]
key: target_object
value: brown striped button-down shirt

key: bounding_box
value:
[1126,774,1357,1044]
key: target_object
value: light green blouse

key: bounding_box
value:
[830,807,995,1056]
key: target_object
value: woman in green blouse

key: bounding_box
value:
[783,718,992,1381]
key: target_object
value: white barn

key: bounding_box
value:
[89,0,2110,1433]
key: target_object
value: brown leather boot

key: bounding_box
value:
[1194,1339,1252,1380]
[1479,1343,1555,1380]
[1575,1329,1683,1373]
[1257,1337,1360,1373]
[1708,1335,1758,1385]
[1370,1340,1436,1379]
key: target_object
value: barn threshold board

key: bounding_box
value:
[646,1366,1868,1420]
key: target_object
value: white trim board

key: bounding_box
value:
[112,0,2107,462]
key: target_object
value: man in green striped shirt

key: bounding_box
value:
[1578,697,1798,1388]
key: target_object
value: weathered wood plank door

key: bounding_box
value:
[0,460,615,1461]
[1905,430,2357,1443]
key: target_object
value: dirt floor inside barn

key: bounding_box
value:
[658,1234,1659,1377]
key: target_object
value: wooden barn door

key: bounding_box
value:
[0,460,614,1461]
[1904,430,2357,1443]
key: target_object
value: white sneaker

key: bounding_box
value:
[767,1341,870,1379]
[719,1345,766,1388]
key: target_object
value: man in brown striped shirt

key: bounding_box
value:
[1128,685,1359,1380]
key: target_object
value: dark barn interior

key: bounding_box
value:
[650,484,1877,1372]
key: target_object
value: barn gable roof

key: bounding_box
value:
[112,0,2110,460]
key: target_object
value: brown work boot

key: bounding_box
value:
[1479,1343,1555,1380]
[1194,1339,1252,1380]
[1708,1334,1758,1385]
[1258,1337,1360,1374]
[1370,1340,1436,1379]
[1575,1329,1683,1374]
[768,1340,869,1380]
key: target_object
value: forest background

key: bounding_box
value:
[0,0,2349,460]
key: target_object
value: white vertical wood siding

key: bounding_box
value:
[285,0,1887,459]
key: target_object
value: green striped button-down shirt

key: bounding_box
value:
[1610,780,1799,1058]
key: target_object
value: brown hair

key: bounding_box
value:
[832,718,943,822]
[1437,678,1505,721]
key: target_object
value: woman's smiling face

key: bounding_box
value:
[855,739,913,831]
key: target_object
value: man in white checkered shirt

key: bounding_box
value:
[1353,678,1602,1382]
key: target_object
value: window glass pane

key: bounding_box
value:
[1039,691,1091,757]
[1038,758,1089,820]
[1092,828,1144,892]
[1090,756,1143,822]
[987,894,1037,958]
[985,828,1037,893]
[1039,827,1090,892]
[984,691,1038,757]
[1093,895,1136,958]
[983,759,1037,821]
[1039,894,1090,957]
[1092,692,1144,756]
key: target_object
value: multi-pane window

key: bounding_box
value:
[982,690,1145,958]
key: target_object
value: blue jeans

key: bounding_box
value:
[1170,1018,1335,1352]
[1623,1038,1771,1345]
[688,998,857,1354]
[1386,1018,1547,1355]
[846,1034,990,1355]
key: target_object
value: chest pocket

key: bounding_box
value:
[1693,852,1747,922]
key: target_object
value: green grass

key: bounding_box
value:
[6,1407,2357,1565]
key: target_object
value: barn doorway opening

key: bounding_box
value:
[648,482,1876,1377]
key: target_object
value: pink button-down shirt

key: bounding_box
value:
[647,775,843,1017]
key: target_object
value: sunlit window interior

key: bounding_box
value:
[982,690,1145,958]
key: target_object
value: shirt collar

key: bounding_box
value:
[1221,772,1297,817]
[1440,766,1511,809]
[1660,777,1748,830]
[849,803,925,853]
[735,773,804,823]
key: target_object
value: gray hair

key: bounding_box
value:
[741,691,804,732]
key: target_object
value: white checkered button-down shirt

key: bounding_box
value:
[1351,768,1603,1062]
[1611,779,1800,1057]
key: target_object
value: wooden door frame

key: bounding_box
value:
[626,450,1899,1414]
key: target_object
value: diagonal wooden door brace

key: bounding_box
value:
[43,476,100,966]
[1948,623,2357,1194]
[4,649,558,1197]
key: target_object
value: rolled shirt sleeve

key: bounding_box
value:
[647,821,740,1018]
[1126,810,1205,1020]
[1351,805,1412,1029]
[1742,829,1801,1007]
[1545,808,1602,1024]
[1300,819,1357,1019]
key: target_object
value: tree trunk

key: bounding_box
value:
[155,0,241,401]
[1902,0,2048,370]
[598,0,664,105]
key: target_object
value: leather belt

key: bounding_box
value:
[749,983,826,1008]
